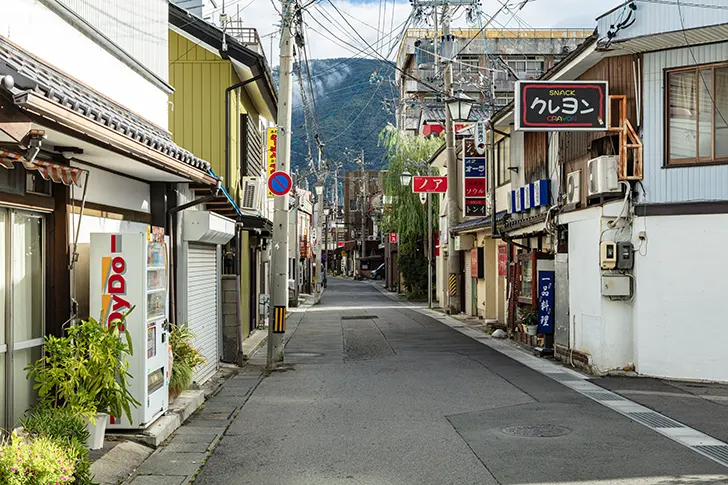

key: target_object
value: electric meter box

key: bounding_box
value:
[617,242,634,269]
[602,274,632,297]
[600,241,616,270]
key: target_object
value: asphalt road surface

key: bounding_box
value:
[193,277,728,485]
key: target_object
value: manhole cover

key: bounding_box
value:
[501,425,571,438]
[287,352,323,357]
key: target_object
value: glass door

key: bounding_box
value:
[1,208,45,430]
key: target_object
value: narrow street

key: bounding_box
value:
[188,278,728,485]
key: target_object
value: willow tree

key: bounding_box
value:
[379,125,443,298]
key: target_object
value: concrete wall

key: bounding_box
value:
[3,0,169,127]
[565,206,634,372]
[633,213,728,382]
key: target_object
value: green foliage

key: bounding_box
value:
[21,408,94,485]
[518,307,538,326]
[378,125,443,296]
[0,432,77,485]
[169,324,205,396]
[25,315,141,424]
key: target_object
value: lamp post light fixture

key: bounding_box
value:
[445,93,474,122]
[399,170,412,188]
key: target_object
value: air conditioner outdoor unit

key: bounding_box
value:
[241,176,261,211]
[566,170,581,205]
[587,156,620,197]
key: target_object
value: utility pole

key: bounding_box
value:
[358,152,366,279]
[442,4,461,314]
[268,0,295,368]
[314,147,324,304]
[333,169,339,274]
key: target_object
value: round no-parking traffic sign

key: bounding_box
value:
[268,171,292,196]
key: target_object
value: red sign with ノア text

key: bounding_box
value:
[412,176,448,193]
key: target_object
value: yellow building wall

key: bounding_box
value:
[240,231,251,339]
[168,31,259,202]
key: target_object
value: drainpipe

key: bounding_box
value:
[225,75,264,193]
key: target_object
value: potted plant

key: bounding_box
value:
[519,308,539,336]
[26,315,140,450]
[169,323,205,401]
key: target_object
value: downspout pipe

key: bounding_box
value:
[225,74,264,193]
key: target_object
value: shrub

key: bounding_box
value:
[0,432,76,485]
[25,316,140,423]
[169,324,205,397]
[21,408,93,485]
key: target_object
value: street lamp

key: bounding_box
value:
[445,93,474,122]
[399,170,412,187]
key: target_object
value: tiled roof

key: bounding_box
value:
[0,37,212,173]
[452,211,508,233]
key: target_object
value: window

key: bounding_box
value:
[496,136,511,186]
[666,64,728,165]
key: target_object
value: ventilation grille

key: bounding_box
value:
[241,177,260,211]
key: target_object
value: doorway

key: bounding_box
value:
[0,208,45,430]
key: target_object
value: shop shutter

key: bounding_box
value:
[188,244,219,385]
[465,251,473,316]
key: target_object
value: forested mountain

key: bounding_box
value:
[274,58,397,176]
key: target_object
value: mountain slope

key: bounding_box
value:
[275,58,397,176]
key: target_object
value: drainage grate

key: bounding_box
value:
[582,391,627,402]
[548,373,584,382]
[501,425,571,438]
[626,412,685,429]
[341,315,379,320]
[287,352,323,358]
[693,445,728,466]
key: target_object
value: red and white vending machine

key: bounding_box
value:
[90,231,170,429]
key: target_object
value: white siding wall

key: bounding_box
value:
[565,205,634,372]
[71,162,151,214]
[642,42,728,204]
[55,0,168,79]
[2,0,169,128]
[633,213,728,382]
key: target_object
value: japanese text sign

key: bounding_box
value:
[498,245,507,277]
[537,270,555,334]
[515,81,608,132]
[412,176,448,193]
[471,248,478,277]
[389,233,399,244]
[266,128,277,197]
[463,139,488,218]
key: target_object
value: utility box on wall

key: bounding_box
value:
[601,274,632,297]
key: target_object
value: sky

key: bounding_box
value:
[227,0,626,64]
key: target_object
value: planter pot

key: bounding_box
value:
[84,413,108,450]
[526,325,538,336]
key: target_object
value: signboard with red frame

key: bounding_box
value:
[463,138,488,218]
[412,176,448,193]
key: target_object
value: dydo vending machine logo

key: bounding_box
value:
[100,234,131,328]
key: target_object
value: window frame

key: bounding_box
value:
[495,136,511,187]
[665,61,728,167]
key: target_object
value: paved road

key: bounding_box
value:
[194,278,728,485]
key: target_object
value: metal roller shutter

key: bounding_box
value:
[465,250,473,316]
[188,244,219,385]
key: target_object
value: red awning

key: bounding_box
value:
[0,150,85,186]
[422,123,444,137]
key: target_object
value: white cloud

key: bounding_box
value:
[237,0,624,65]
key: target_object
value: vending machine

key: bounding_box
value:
[89,231,170,429]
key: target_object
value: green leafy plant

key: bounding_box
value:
[0,432,77,485]
[25,315,141,424]
[21,408,93,485]
[169,324,205,397]
[379,125,443,297]
[519,308,538,327]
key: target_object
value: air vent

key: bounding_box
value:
[241,176,260,211]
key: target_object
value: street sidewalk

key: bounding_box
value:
[90,293,316,485]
